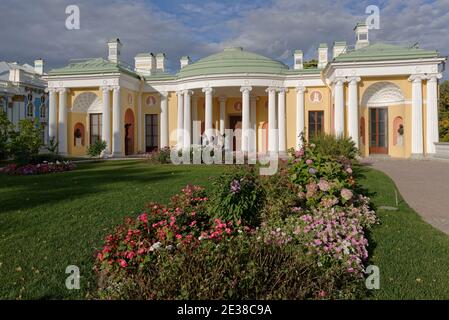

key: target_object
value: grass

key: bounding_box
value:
[356,165,449,299]
[1,160,449,300]
[0,160,226,299]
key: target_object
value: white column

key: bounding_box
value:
[112,86,122,157]
[57,88,67,155]
[266,87,278,152]
[137,91,143,153]
[101,86,111,154]
[334,79,345,137]
[250,95,257,153]
[219,96,226,136]
[278,88,287,153]
[183,90,192,150]
[347,77,361,149]
[203,87,214,140]
[240,86,252,152]
[192,96,201,146]
[295,86,305,150]
[48,88,57,141]
[409,75,424,155]
[176,91,184,149]
[160,91,169,148]
[426,74,441,155]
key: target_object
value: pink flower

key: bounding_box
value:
[118,259,127,268]
[346,168,353,175]
[306,159,313,165]
[341,188,353,201]
[318,179,330,192]
[319,290,327,297]
[189,221,197,227]
[138,212,148,223]
[176,234,182,239]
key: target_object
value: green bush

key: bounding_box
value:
[30,153,64,164]
[146,147,171,164]
[0,110,14,160]
[8,119,43,165]
[310,134,359,160]
[96,233,362,300]
[87,140,107,158]
[208,165,265,227]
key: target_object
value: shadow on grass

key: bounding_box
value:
[0,161,195,214]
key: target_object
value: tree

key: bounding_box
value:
[87,139,107,158]
[0,110,14,160]
[304,59,318,69]
[439,80,449,142]
[9,119,43,165]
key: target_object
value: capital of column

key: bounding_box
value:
[266,86,277,93]
[218,95,227,103]
[333,77,345,86]
[101,85,112,93]
[56,87,67,94]
[45,88,57,94]
[182,89,194,96]
[202,87,214,95]
[111,85,121,92]
[277,87,288,94]
[250,95,259,102]
[347,76,361,85]
[240,86,252,93]
[296,86,306,93]
[408,74,426,83]
[426,73,443,83]
[176,90,184,97]
[159,91,169,98]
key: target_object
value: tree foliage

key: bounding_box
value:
[439,80,449,142]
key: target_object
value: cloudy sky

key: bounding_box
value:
[0,0,448,74]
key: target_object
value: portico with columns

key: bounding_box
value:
[44,24,446,159]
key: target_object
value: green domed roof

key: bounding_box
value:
[177,47,289,78]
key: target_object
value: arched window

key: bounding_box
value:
[393,117,404,146]
[40,95,47,119]
[26,92,34,118]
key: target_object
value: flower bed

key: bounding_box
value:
[0,161,76,175]
[94,142,377,299]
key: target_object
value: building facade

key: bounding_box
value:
[0,60,48,143]
[45,23,446,158]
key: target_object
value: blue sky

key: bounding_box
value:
[0,0,447,74]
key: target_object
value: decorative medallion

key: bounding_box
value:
[234,101,242,112]
[309,90,323,103]
[146,95,156,107]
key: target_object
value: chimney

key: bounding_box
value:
[333,41,347,59]
[134,53,155,75]
[180,56,191,69]
[318,43,328,69]
[107,38,122,64]
[34,59,44,75]
[156,53,166,72]
[355,22,369,50]
[293,50,303,70]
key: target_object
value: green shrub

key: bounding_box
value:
[8,119,43,165]
[30,153,64,164]
[87,140,107,158]
[96,233,362,300]
[0,110,14,160]
[146,147,171,164]
[208,165,265,227]
[310,134,359,160]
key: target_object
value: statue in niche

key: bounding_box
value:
[74,128,82,147]
[397,124,404,146]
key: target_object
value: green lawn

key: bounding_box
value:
[1,161,449,300]
[0,160,226,299]
[356,165,449,299]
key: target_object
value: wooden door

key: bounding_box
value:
[369,108,388,154]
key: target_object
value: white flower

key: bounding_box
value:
[149,241,162,251]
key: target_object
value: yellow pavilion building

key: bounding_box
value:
[44,22,446,159]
